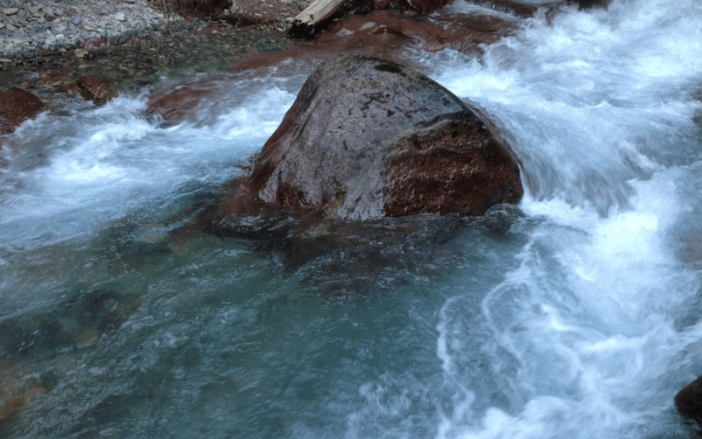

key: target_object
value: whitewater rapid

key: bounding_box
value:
[427,0,702,437]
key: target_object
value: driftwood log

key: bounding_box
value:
[293,0,348,28]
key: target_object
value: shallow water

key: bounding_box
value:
[1,0,702,438]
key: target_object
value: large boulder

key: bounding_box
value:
[213,55,522,232]
[0,88,45,135]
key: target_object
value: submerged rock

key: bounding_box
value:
[147,76,226,124]
[77,76,117,102]
[59,75,117,103]
[213,55,522,234]
[243,9,518,70]
[0,87,44,134]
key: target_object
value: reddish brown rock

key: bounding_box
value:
[230,51,295,71]
[406,0,450,14]
[213,55,521,234]
[41,69,76,87]
[59,76,117,103]
[373,0,391,10]
[233,10,516,71]
[0,88,45,135]
[196,22,222,35]
[83,37,107,50]
[77,76,117,101]
[676,375,702,422]
[147,76,227,124]
[59,82,86,98]
[384,118,522,216]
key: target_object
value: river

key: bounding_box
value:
[1,0,701,437]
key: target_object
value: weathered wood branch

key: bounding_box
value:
[293,0,347,27]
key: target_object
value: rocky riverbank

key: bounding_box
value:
[0,0,175,62]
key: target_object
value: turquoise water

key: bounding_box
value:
[1,0,702,437]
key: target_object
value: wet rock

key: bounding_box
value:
[213,55,522,233]
[676,375,702,423]
[147,76,225,124]
[406,0,450,14]
[59,76,117,103]
[570,0,611,9]
[40,69,75,87]
[0,87,44,134]
[373,0,391,10]
[58,81,86,98]
[240,10,515,70]
[77,75,117,101]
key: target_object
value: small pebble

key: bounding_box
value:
[2,8,19,16]
[116,12,126,22]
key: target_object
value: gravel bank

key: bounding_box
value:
[0,0,176,62]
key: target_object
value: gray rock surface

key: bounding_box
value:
[0,0,175,58]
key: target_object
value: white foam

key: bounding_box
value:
[433,0,702,437]
[0,82,297,247]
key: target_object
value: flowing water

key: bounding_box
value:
[1,0,702,437]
